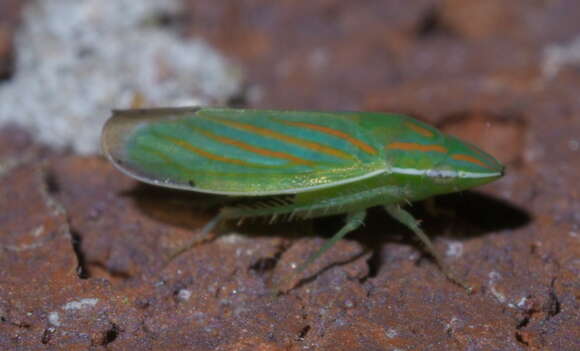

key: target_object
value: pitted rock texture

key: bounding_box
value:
[1,1,579,350]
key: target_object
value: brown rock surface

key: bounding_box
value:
[0,0,23,79]
[1,1,579,350]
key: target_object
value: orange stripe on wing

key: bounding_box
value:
[465,143,498,166]
[212,118,353,160]
[156,134,253,166]
[387,142,447,153]
[279,120,378,155]
[192,127,315,166]
[452,154,494,169]
[404,122,435,138]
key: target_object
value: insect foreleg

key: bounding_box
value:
[383,204,471,292]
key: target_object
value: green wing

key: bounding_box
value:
[101,107,387,195]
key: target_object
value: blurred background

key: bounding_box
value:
[0,1,579,350]
[1,0,579,157]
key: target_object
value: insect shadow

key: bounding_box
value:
[127,183,531,281]
[353,191,531,280]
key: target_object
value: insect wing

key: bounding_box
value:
[101,108,387,195]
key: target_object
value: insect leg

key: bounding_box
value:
[167,211,225,262]
[383,204,472,292]
[167,198,294,263]
[295,210,366,274]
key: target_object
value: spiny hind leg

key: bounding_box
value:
[384,204,471,291]
[167,196,300,262]
[166,213,224,262]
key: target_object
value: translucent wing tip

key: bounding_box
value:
[101,107,202,176]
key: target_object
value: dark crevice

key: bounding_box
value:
[102,323,120,345]
[546,290,561,319]
[296,325,311,341]
[41,328,55,344]
[43,170,61,194]
[515,331,529,347]
[416,7,453,38]
[250,256,278,274]
[89,261,133,280]
[70,229,90,279]
[516,316,530,329]
[249,242,288,275]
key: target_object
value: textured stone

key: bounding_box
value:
[0,0,23,79]
[1,1,579,350]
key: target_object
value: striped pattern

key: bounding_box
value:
[102,107,504,195]
[380,117,503,179]
[404,122,435,138]
[208,117,353,160]
[277,119,378,155]
[452,154,491,169]
[191,125,315,166]
[153,132,255,167]
[121,108,386,194]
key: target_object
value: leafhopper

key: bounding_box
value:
[101,107,504,289]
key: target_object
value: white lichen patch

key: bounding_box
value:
[516,296,528,309]
[385,328,398,339]
[177,289,192,301]
[0,0,242,154]
[48,311,61,326]
[445,241,464,258]
[543,35,580,79]
[218,233,251,245]
[62,298,99,310]
[488,271,506,304]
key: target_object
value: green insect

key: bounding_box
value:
[101,107,504,289]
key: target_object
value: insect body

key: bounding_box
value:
[102,107,504,288]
